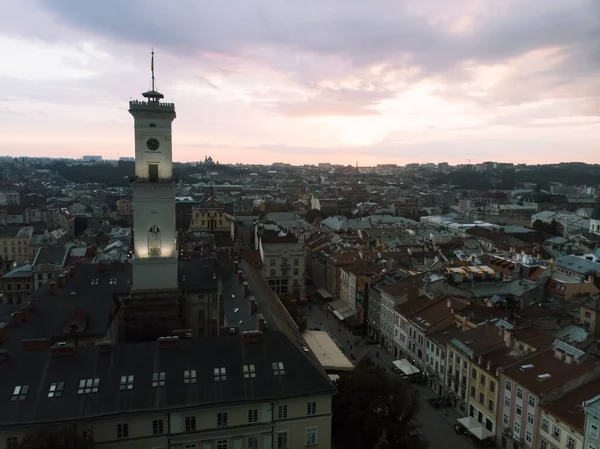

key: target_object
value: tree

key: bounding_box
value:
[332,357,426,449]
[15,426,92,449]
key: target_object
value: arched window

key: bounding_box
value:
[148,225,161,255]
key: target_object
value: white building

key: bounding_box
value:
[339,268,357,312]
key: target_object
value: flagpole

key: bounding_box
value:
[151,49,155,91]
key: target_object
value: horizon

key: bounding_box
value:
[1,1,599,165]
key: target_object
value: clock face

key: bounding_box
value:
[146,138,160,151]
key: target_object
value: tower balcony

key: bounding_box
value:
[129,99,176,115]
[130,175,179,184]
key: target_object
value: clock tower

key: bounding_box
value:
[129,51,178,291]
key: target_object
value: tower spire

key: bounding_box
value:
[151,49,155,91]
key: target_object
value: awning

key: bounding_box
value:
[330,303,355,322]
[329,299,346,310]
[457,417,494,440]
[317,288,332,299]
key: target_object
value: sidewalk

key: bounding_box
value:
[414,384,463,428]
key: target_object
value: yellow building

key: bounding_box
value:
[190,197,234,234]
[0,226,34,264]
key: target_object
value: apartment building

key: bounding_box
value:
[255,224,305,300]
[31,245,71,290]
[0,226,34,264]
[426,325,464,395]
[0,263,33,304]
[584,395,600,449]
[499,341,600,449]
[541,378,600,449]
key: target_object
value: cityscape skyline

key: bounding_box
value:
[0,0,599,165]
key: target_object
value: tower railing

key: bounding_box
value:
[129,100,176,111]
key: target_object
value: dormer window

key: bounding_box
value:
[11,385,29,401]
[272,362,285,375]
[184,370,197,384]
[243,364,256,379]
[152,372,166,387]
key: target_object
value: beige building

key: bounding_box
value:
[190,197,234,234]
[0,226,34,263]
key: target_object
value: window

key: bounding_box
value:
[277,432,289,449]
[47,382,64,398]
[591,423,599,439]
[488,399,494,412]
[120,375,134,390]
[278,404,288,419]
[305,427,318,446]
[505,396,511,407]
[479,392,484,404]
[472,368,477,378]
[552,425,561,440]
[480,374,486,386]
[243,364,256,379]
[148,164,159,183]
[270,269,276,276]
[517,387,523,399]
[248,409,259,423]
[77,378,99,394]
[526,430,532,444]
[217,412,228,427]
[471,386,476,398]
[198,310,205,319]
[541,418,549,432]
[83,428,93,442]
[293,269,299,276]
[6,438,18,449]
[503,413,509,426]
[117,423,128,439]
[567,436,576,449]
[528,395,536,407]
[514,422,521,437]
[185,416,196,432]
[11,385,29,401]
[293,258,299,266]
[506,380,512,391]
[216,440,228,449]
[248,436,259,449]
[214,367,227,381]
[152,372,166,387]
[152,419,164,435]
[541,440,548,449]
[516,405,522,417]
[588,444,597,449]
[148,225,161,255]
[307,401,317,416]
[270,259,276,266]
[527,412,534,425]
[184,369,197,384]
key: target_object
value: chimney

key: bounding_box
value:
[234,260,239,273]
[58,274,68,287]
[28,299,38,312]
[11,311,22,327]
[242,330,263,343]
[0,348,8,363]
[478,355,483,365]
[157,336,180,349]
[19,306,28,322]
[49,282,59,295]
[486,360,492,371]
[69,266,75,278]
[446,297,453,309]
[0,322,10,343]
[50,342,76,358]
[237,270,244,284]
[249,297,257,315]
[243,281,250,297]
[97,341,112,354]
[22,338,51,351]
[257,313,265,332]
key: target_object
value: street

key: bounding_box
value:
[303,302,476,449]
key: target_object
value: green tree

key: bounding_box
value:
[15,426,92,449]
[332,357,426,449]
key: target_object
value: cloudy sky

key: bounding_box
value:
[1,0,599,165]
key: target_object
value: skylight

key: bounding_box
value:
[537,373,552,381]
[90,278,99,286]
[184,369,197,384]
[520,364,534,371]
[120,375,134,390]
[77,378,99,394]
[47,382,64,398]
[11,385,29,401]
[272,362,285,376]
[243,364,256,379]
[214,367,227,381]
[152,372,166,387]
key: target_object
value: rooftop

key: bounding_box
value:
[449,325,505,358]
[544,377,600,433]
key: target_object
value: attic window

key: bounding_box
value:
[272,362,285,376]
[120,375,134,390]
[77,378,99,394]
[152,372,166,387]
[90,278,99,286]
[109,277,117,285]
[47,382,64,398]
[537,373,552,382]
[214,367,227,381]
[243,364,256,379]
[11,385,29,401]
[520,364,534,371]
[184,369,197,384]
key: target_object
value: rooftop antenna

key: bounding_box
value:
[151,48,155,91]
